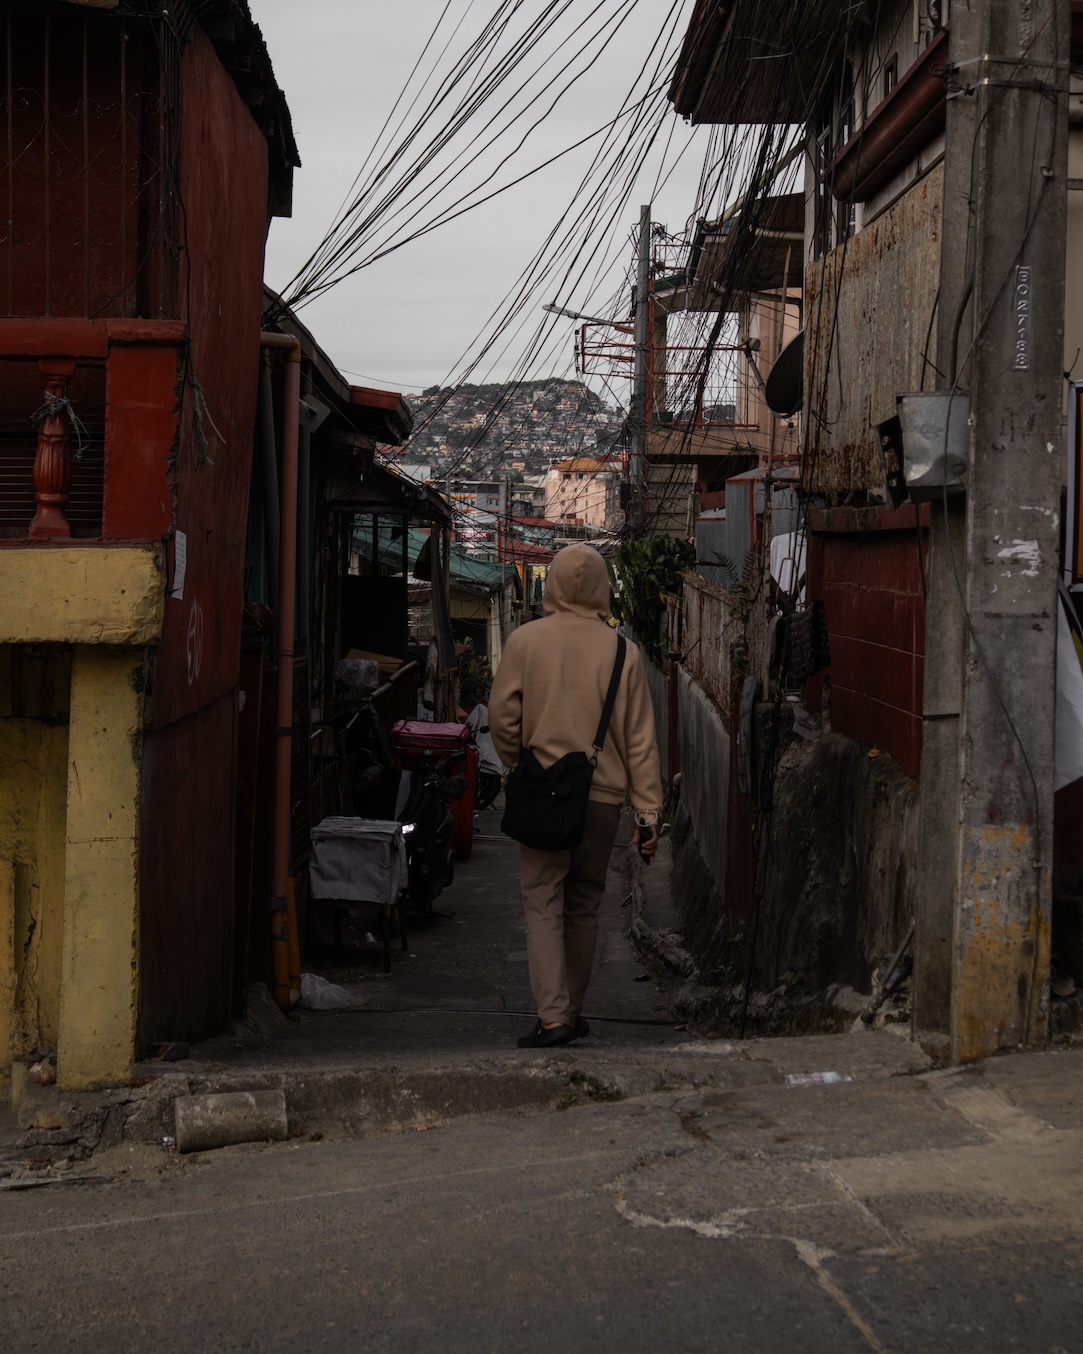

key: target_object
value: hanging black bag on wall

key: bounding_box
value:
[501,636,626,851]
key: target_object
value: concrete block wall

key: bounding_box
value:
[808,510,927,780]
[663,666,917,995]
[642,651,670,788]
[677,668,730,919]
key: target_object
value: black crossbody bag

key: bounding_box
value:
[501,636,626,852]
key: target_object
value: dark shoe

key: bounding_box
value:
[517,1020,576,1048]
[573,1017,590,1039]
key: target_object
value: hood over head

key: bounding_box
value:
[543,543,610,621]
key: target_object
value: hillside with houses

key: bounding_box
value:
[399,378,625,480]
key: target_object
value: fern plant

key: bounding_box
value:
[609,534,695,667]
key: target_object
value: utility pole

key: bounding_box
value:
[915,0,1068,1060]
[629,204,651,531]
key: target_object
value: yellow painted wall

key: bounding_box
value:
[952,822,1051,1063]
[57,646,144,1089]
[0,545,163,646]
[0,540,160,1089]
[0,646,70,1075]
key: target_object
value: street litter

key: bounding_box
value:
[0,1173,108,1191]
[784,1071,854,1087]
[299,972,357,1010]
[27,1058,55,1086]
[151,1042,190,1062]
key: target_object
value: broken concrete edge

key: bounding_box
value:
[626,837,917,1040]
[2,1060,624,1159]
[627,846,698,980]
[1,1028,941,1164]
[629,908,697,980]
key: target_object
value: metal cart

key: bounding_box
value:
[309,817,408,974]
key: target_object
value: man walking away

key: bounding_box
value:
[489,543,663,1047]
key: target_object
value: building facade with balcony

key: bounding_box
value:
[0,1,297,1088]
[660,0,1083,1057]
[544,457,622,532]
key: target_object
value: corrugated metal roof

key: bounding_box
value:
[668,0,857,125]
[354,524,514,595]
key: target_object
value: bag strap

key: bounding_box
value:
[590,635,626,765]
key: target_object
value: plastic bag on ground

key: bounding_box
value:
[299,972,357,1010]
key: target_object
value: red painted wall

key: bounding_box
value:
[0,10,273,1046]
[807,512,927,780]
[137,24,271,1046]
[103,339,181,541]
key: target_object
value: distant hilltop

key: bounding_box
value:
[401,378,625,478]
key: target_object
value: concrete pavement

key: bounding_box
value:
[3,1044,1083,1351]
[4,806,1083,1350]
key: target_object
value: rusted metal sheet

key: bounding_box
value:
[147,25,268,727]
[231,640,267,1015]
[138,27,271,1036]
[804,164,943,498]
[0,328,184,544]
[290,653,312,872]
[0,5,289,1058]
[831,29,948,204]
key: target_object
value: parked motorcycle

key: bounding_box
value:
[390,721,470,916]
[465,702,506,810]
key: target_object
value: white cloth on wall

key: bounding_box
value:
[769,530,806,603]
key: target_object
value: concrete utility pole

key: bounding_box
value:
[915,0,1069,1061]
[629,204,651,531]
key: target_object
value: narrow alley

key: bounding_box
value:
[3,1,1083,1350]
[139,806,692,1102]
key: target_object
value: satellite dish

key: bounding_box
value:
[765,329,804,418]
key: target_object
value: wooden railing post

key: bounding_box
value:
[29,360,77,538]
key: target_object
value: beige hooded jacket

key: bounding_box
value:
[488,543,663,817]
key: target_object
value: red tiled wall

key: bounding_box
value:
[807,527,927,779]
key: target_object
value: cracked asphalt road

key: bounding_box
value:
[4,1047,1083,1353]
[5,818,1083,1350]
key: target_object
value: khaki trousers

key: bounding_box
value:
[518,801,622,1027]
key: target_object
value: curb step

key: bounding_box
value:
[3,1022,931,1165]
[5,1051,775,1160]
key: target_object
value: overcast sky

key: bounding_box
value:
[253,1,708,398]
